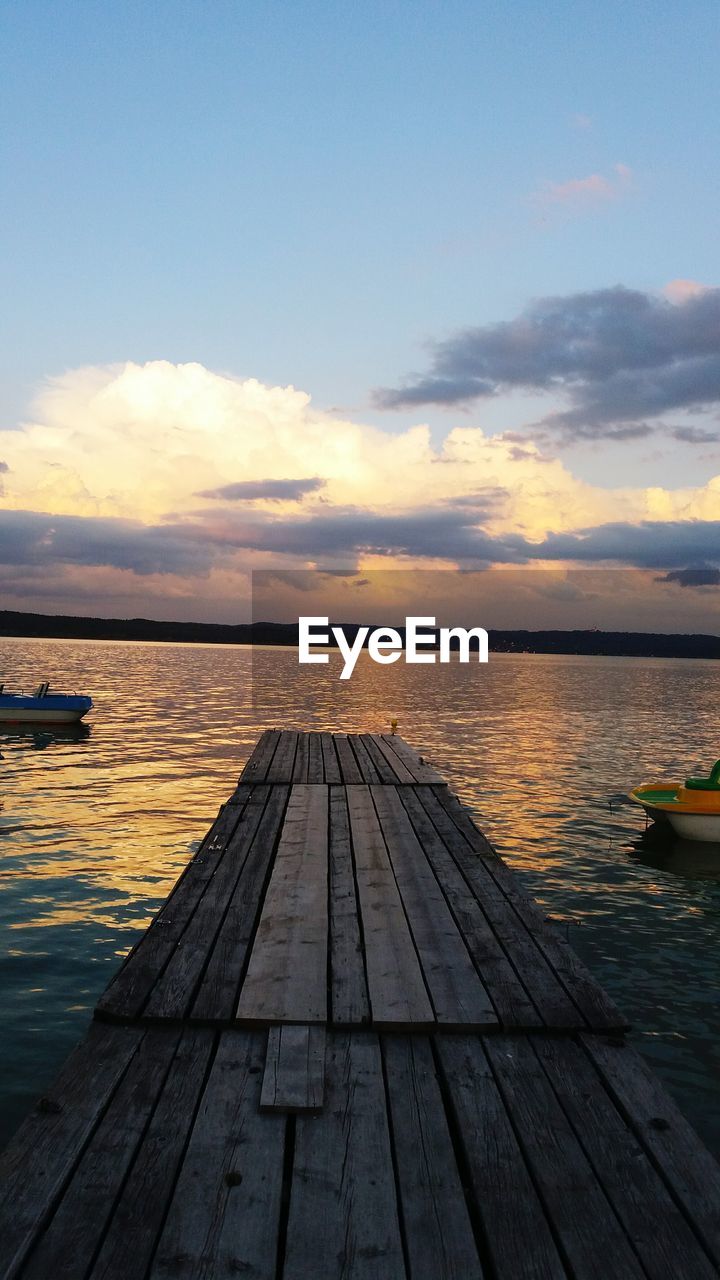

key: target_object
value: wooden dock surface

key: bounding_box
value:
[1,731,719,1279]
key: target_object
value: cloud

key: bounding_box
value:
[671,425,720,445]
[536,520,720,568]
[532,163,632,211]
[196,477,324,502]
[375,284,720,440]
[658,568,720,588]
[1,358,720,620]
[0,509,217,576]
[662,279,711,304]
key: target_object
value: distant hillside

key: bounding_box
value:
[2,609,720,659]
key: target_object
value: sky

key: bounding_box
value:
[1,1,719,626]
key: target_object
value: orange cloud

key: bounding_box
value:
[532,163,632,211]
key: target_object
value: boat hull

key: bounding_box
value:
[0,696,91,724]
[666,812,720,843]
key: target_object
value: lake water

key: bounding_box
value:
[1,636,720,1154]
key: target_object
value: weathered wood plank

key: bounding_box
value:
[437,1036,566,1280]
[191,785,289,1022]
[307,732,325,783]
[382,1035,483,1279]
[432,786,628,1031]
[360,734,399,783]
[0,1024,143,1280]
[260,1025,326,1112]
[21,1029,183,1280]
[335,735,364,784]
[150,1031,285,1280]
[237,785,329,1023]
[88,1029,215,1280]
[329,786,370,1025]
[381,734,445,783]
[582,1034,720,1269]
[372,786,498,1028]
[95,792,253,1020]
[532,1035,718,1280]
[292,731,310,782]
[368,734,416,783]
[265,729,298,781]
[348,734,381,783]
[283,1033,405,1280]
[238,728,280,782]
[484,1036,645,1279]
[398,787,542,1029]
[415,787,583,1029]
[143,786,272,1020]
[347,785,434,1027]
[320,731,342,783]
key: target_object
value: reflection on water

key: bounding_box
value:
[630,823,720,881]
[1,637,719,1153]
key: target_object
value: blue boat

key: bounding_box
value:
[0,682,92,724]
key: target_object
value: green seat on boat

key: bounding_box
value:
[684,759,720,790]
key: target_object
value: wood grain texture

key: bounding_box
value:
[260,1025,326,1112]
[359,735,399,783]
[191,785,289,1021]
[143,786,272,1020]
[582,1033,720,1269]
[430,786,629,1031]
[150,1031,285,1280]
[347,784,434,1027]
[372,785,497,1028]
[383,1035,483,1279]
[398,787,541,1029]
[238,728,280,782]
[21,1029,183,1280]
[307,732,324,783]
[88,1029,215,1280]
[334,735,364,784]
[0,1023,143,1280]
[237,784,329,1023]
[381,735,444,783]
[292,731,310,782]
[437,1036,566,1280]
[531,1035,718,1280]
[320,732,342,783]
[95,792,253,1020]
[484,1035,645,1279]
[283,1033,405,1280]
[414,786,583,1029]
[348,735,381,783]
[266,729,298,782]
[369,735,416,783]
[328,785,370,1025]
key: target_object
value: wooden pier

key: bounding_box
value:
[1,731,719,1278]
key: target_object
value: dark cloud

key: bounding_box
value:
[0,461,8,473]
[191,505,720,570]
[671,426,720,445]
[224,507,518,562]
[658,568,720,588]
[374,285,720,440]
[2,505,720,584]
[0,510,216,576]
[196,477,324,501]
[537,520,720,568]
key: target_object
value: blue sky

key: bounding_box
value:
[1,2,719,622]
